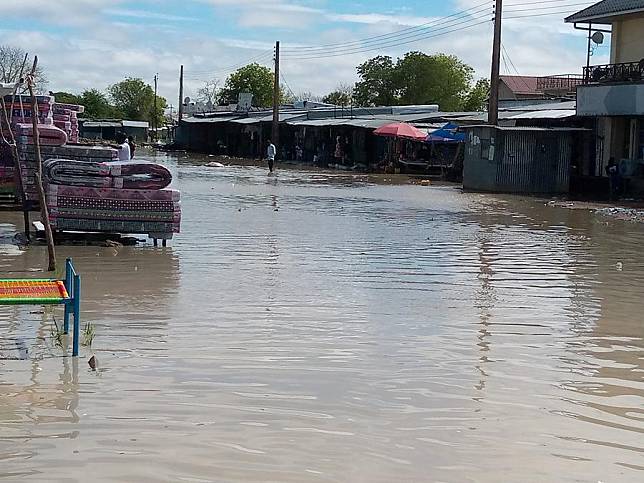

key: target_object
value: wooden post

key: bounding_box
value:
[488,0,502,125]
[178,65,184,121]
[272,41,280,149]
[27,56,56,271]
[0,97,30,238]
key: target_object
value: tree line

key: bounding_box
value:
[197,51,489,112]
[0,45,167,125]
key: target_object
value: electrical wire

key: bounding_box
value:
[504,2,590,12]
[282,15,493,59]
[503,9,581,19]
[282,1,493,52]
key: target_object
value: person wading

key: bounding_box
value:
[266,139,276,173]
[111,133,130,161]
[127,136,136,159]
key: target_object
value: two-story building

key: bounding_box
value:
[566,0,644,188]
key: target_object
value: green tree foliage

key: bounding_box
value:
[219,63,275,108]
[395,52,473,111]
[52,91,81,105]
[322,83,354,106]
[108,77,166,125]
[79,89,117,119]
[353,56,397,107]
[462,78,490,112]
[353,52,483,111]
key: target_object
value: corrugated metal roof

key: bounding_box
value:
[181,116,241,124]
[122,120,149,128]
[565,0,644,23]
[500,75,541,95]
[507,110,576,119]
[82,121,121,128]
[462,125,590,131]
[503,100,576,111]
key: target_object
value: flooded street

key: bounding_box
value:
[1,151,643,482]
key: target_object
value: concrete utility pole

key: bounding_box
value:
[272,41,280,148]
[488,0,502,125]
[178,65,184,121]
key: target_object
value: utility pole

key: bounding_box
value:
[488,0,502,125]
[178,65,184,121]
[153,73,158,140]
[272,41,280,148]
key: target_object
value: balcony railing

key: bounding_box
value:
[583,60,644,84]
[537,75,585,93]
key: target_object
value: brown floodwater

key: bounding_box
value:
[1,150,643,482]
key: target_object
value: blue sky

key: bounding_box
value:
[2,0,608,103]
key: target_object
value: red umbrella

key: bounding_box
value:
[373,122,427,141]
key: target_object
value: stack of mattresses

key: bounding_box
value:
[17,144,118,201]
[44,159,172,190]
[3,94,55,125]
[52,102,83,143]
[46,184,181,237]
[0,145,15,196]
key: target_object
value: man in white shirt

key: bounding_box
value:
[112,133,130,161]
[266,139,276,173]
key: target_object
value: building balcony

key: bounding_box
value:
[583,61,644,85]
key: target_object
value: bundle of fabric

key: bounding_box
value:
[3,95,55,126]
[47,184,181,236]
[17,144,118,201]
[44,159,172,190]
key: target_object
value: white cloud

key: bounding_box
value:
[105,9,201,22]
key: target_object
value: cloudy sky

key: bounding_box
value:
[2,0,609,105]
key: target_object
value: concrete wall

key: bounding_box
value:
[610,14,644,64]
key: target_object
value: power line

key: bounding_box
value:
[503,9,581,19]
[282,15,492,59]
[283,1,493,52]
[504,2,590,12]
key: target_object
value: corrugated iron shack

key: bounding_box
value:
[462,126,589,194]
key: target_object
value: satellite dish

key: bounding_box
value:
[591,31,604,45]
[184,96,191,105]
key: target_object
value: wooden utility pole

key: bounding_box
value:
[27,56,56,271]
[178,65,184,121]
[488,0,502,125]
[272,41,280,148]
[153,73,158,139]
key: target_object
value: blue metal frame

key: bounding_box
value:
[62,258,81,357]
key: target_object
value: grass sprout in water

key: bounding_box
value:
[82,321,96,348]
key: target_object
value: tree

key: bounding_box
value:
[353,56,397,107]
[51,91,81,105]
[322,83,354,106]
[0,45,47,93]
[108,77,166,125]
[297,91,322,103]
[219,63,275,108]
[79,89,116,119]
[196,79,221,107]
[462,78,490,112]
[395,52,473,111]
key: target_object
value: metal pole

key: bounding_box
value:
[64,258,72,334]
[272,41,280,148]
[488,0,502,125]
[72,274,81,357]
[178,65,184,121]
[585,23,593,82]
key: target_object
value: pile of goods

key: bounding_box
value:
[1,94,181,241]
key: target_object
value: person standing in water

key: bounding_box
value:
[111,133,130,161]
[127,136,136,159]
[266,139,276,173]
